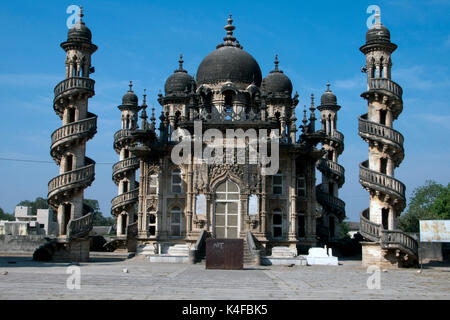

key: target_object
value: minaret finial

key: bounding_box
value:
[179,54,184,70]
[143,88,147,105]
[79,5,84,24]
[326,82,331,92]
[274,54,279,71]
[129,80,133,92]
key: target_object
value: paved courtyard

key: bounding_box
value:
[0,255,449,300]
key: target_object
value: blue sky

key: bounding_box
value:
[0,0,449,222]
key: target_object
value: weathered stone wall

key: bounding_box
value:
[0,235,47,253]
[361,242,400,268]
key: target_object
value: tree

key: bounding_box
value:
[0,208,14,221]
[84,199,115,226]
[397,180,450,233]
[338,220,351,239]
[15,197,115,226]
[17,197,48,215]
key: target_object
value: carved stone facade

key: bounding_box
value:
[112,16,345,254]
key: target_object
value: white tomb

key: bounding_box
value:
[306,246,339,266]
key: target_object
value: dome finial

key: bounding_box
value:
[143,88,147,105]
[129,80,133,92]
[326,82,331,92]
[274,54,279,71]
[179,54,184,70]
[79,5,84,24]
[222,14,237,47]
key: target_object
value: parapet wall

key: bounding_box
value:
[0,235,47,253]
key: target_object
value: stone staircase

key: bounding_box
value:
[243,240,255,265]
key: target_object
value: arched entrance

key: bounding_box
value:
[214,180,240,239]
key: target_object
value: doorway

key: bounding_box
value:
[214,180,240,239]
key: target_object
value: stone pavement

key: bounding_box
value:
[0,255,449,300]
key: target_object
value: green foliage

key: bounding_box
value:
[338,220,351,239]
[17,197,48,215]
[0,208,14,221]
[398,180,450,233]
[84,199,115,226]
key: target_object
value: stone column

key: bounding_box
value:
[289,158,297,240]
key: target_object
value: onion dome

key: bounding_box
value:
[261,55,293,95]
[196,15,262,86]
[366,23,390,44]
[67,6,92,43]
[361,12,397,54]
[122,81,138,106]
[164,54,195,95]
[320,83,337,106]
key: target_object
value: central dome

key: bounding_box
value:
[196,16,262,86]
[196,46,262,86]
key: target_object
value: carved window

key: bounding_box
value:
[171,168,182,194]
[272,209,283,238]
[298,215,306,238]
[148,212,156,236]
[297,177,306,197]
[272,170,283,195]
[380,110,387,125]
[170,207,182,237]
[328,150,334,161]
[148,174,158,195]
[380,158,388,175]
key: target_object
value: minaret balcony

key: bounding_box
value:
[51,116,97,154]
[367,78,403,101]
[359,160,405,202]
[317,158,345,185]
[316,188,346,217]
[54,77,95,102]
[67,211,93,240]
[112,157,140,182]
[48,163,95,202]
[358,114,404,150]
[111,189,139,213]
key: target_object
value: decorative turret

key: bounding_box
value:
[316,84,345,240]
[358,15,418,267]
[48,6,97,259]
[111,82,142,237]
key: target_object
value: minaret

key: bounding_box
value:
[111,82,142,237]
[48,7,97,245]
[317,85,345,240]
[359,15,405,229]
[359,14,417,267]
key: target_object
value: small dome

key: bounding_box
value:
[320,84,337,106]
[165,72,194,94]
[196,16,262,86]
[164,55,195,94]
[366,24,391,44]
[67,8,92,43]
[122,82,138,106]
[261,55,292,95]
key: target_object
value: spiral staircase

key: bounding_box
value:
[358,78,418,266]
[48,76,97,241]
[316,87,346,240]
[111,130,140,222]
